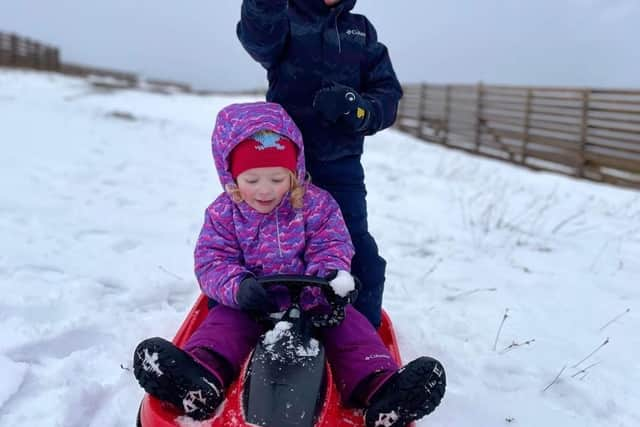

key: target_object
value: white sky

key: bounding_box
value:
[1,0,640,90]
[1,68,639,427]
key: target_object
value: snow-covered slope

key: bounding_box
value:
[1,69,638,427]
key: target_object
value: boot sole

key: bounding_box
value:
[133,337,222,420]
[365,356,446,427]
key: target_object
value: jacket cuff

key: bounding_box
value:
[356,97,375,133]
[231,273,253,306]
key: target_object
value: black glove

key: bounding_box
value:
[312,82,371,132]
[236,276,276,315]
[310,270,359,328]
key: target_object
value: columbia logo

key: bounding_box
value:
[345,29,366,38]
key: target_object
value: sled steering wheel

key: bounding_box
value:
[255,274,339,307]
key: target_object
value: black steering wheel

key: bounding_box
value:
[255,274,339,307]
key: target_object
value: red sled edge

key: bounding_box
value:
[138,294,415,427]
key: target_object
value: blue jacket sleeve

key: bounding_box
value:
[236,0,290,70]
[360,18,403,135]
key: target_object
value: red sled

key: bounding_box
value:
[136,275,415,427]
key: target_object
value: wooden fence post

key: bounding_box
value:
[26,38,32,67]
[0,34,5,66]
[521,88,533,164]
[44,48,52,70]
[35,42,42,69]
[397,88,405,121]
[578,89,591,177]
[474,82,484,150]
[417,83,427,138]
[444,85,451,145]
[10,33,18,66]
[53,48,60,70]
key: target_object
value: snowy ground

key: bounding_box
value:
[1,69,639,427]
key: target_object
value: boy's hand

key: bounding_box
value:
[313,82,371,132]
[236,276,276,314]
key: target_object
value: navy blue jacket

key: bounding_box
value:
[237,0,403,161]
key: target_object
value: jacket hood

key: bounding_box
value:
[211,102,305,190]
[290,0,356,17]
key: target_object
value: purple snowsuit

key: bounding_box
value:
[184,101,398,404]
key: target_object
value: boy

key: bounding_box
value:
[237,0,403,327]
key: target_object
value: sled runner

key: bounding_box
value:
[136,275,415,427]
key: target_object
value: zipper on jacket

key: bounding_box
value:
[275,209,283,257]
[335,9,342,53]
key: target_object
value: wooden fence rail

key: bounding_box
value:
[0,32,59,70]
[0,32,196,92]
[397,83,640,189]
[3,31,639,189]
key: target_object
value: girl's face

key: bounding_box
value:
[324,0,341,6]
[236,167,292,214]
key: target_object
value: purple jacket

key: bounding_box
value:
[194,102,355,309]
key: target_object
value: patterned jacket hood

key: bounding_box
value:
[211,101,306,191]
[196,102,354,308]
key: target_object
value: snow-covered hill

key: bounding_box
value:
[1,69,638,427]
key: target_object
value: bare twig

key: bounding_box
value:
[446,287,497,302]
[508,258,531,273]
[500,339,536,354]
[158,265,186,281]
[542,364,566,392]
[577,371,590,380]
[570,361,601,378]
[571,338,610,369]
[423,257,443,279]
[552,210,585,234]
[599,308,631,332]
[493,308,509,351]
[562,225,599,237]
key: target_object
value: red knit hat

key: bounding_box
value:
[229,131,298,179]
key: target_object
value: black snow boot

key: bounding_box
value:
[365,356,446,427]
[133,337,224,421]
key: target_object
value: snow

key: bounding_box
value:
[262,321,293,347]
[0,354,28,409]
[262,321,320,358]
[329,269,356,297]
[1,68,639,427]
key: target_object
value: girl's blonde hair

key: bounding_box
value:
[226,171,309,209]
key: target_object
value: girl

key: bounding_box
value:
[133,102,445,427]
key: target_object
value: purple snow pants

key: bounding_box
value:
[184,305,399,405]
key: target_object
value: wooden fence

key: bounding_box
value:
[0,32,190,92]
[0,32,59,70]
[61,62,138,86]
[397,83,640,189]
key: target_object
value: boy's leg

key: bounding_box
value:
[319,306,398,404]
[307,156,386,327]
[350,228,386,328]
